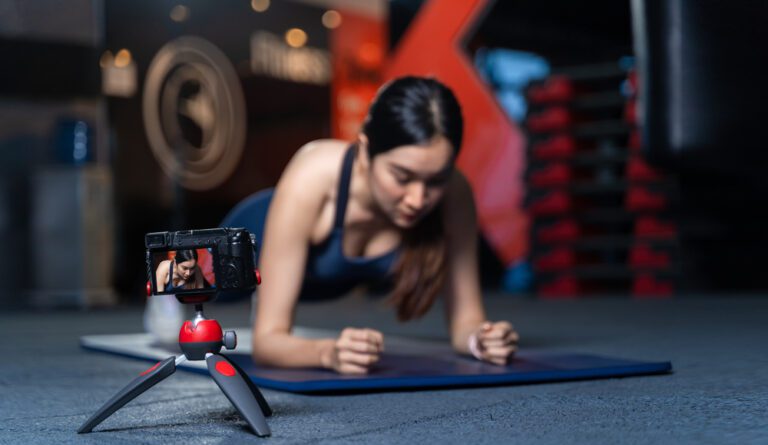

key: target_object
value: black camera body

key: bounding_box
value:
[146,227,257,303]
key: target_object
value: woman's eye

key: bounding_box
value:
[427,176,449,187]
[392,173,409,184]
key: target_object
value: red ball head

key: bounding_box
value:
[146,280,151,298]
[179,320,223,344]
[254,269,261,285]
[178,320,225,359]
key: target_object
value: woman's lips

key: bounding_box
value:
[400,211,419,222]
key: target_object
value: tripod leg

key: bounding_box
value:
[77,356,177,433]
[225,354,272,417]
[206,354,271,437]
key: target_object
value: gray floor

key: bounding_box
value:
[1,293,767,444]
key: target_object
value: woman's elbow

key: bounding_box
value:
[251,333,270,364]
[251,331,283,366]
[250,350,269,366]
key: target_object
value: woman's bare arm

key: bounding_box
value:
[442,172,519,363]
[441,172,488,353]
[251,143,339,368]
[155,260,170,293]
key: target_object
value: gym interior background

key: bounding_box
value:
[0,0,766,306]
[2,1,768,444]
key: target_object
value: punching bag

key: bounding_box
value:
[632,0,768,290]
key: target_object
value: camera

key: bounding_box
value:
[146,227,258,303]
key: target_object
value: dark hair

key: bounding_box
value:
[363,76,463,159]
[362,76,463,321]
[175,249,198,263]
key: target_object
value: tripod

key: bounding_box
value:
[78,300,272,436]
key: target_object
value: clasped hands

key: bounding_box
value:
[324,322,519,375]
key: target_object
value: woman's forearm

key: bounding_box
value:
[252,332,335,369]
[451,319,485,354]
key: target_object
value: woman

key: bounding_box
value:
[145,249,207,345]
[251,76,519,374]
[155,249,207,292]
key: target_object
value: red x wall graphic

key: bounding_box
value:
[385,0,528,265]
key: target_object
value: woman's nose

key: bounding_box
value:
[404,182,426,209]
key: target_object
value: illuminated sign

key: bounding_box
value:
[250,31,331,85]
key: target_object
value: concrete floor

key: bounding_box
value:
[1,294,767,444]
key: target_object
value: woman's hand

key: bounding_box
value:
[469,321,519,365]
[323,328,384,374]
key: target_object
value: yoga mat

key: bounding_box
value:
[81,327,672,394]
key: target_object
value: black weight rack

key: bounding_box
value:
[523,63,679,298]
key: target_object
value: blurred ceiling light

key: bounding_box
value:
[170,5,190,22]
[322,10,342,29]
[114,49,132,68]
[251,0,270,13]
[99,50,114,69]
[285,28,307,48]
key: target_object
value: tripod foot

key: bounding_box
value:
[226,355,272,417]
[78,356,177,433]
[206,354,271,436]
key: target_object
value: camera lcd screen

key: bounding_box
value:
[149,248,216,296]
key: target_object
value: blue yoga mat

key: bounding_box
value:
[81,328,672,394]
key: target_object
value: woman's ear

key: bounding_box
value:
[357,134,371,169]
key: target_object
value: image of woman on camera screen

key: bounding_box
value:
[248,77,519,374]
[155,249,210,292]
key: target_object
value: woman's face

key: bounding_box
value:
[175,259,196,280]
[367,135,454,228]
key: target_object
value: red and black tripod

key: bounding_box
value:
[78,295,272,436]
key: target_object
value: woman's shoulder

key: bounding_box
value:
[280,139,350,190]
[156,259,171,272]
[292,139,348,168]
